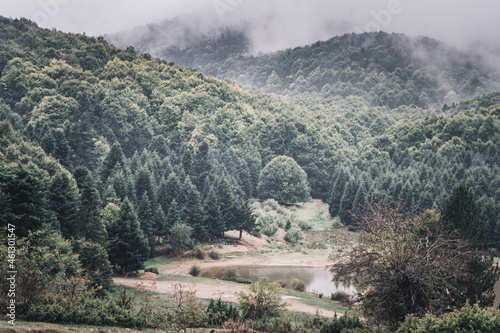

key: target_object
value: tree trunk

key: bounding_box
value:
[239,229,243,240]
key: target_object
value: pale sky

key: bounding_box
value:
[1,0,499,51]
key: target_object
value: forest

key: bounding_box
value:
[1,15,500,332]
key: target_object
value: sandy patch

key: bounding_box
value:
[113,277,339,317]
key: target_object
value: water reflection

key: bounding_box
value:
[203,265,500,306]
[203,266,357,296]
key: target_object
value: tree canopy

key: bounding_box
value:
[257,156,310,204]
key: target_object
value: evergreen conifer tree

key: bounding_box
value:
[47,170,81,239]
[107,198,149,275]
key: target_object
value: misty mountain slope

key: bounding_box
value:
[109,24,500,109]
[2,17,500,242]
[106,17,251,68]
[0,16,356,197]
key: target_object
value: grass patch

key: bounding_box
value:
[143,255,171,268]
[286,289,356,315]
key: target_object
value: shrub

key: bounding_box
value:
[237,277,287,320]
[284,228,303,244]
[208,250,220,260]
[285,220,292,231]
[276,279,288,288]
[207,298,238,326]
[330,291,352,303]
[222,266,240,279]
[258,216,279,237]
[144,266,160,274]
[25,295,146,328]
[397,303,500,333]
[189,264,201,277]
[320,314,366,333]
[298,220,313,231]
[290,278,306,292]
[194,248,206,260]
[263,198,280,210]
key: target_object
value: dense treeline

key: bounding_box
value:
[0,15,353,283]
[113,26,500,109]
[327,93,500,247]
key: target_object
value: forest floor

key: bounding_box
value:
[113,199,358,318]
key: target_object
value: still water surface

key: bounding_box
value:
[204,265,500,306]
[203,266,357,296]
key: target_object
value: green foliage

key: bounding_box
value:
[206,298,238,326]
[107,198,149,275]
[258,156,310,204]
[331,201,499,328]
[168,223,193,256]
[397,303,500,333]
[237,277,287,320]
[320,314,366,333]
[221,277,252,284]
[188,264,201,277]
[290,278,306,292]
[144,266,160,274]
[222,265,240,279]
[25,294,146,328]
[441,183,487,247]
[78,242,113,295]
[284,227,304,244]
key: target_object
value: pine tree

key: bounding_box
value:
[107,198,149,275]
[183,180,208,241]
[152,204,167,242]
[137,192,155,257]
[158,172,181,212]
[328,168,349,218]
[134,166,156,203]
[233,199,257,240]
[351,181,367,222]
[1,162,52,237]
[47,170,81,239]
[165,199,182,235]
[73,166,106,244]
[339,177,358,226]
[214,174,236,235]
[204,186,225,239]
[78,242,113,296]
[441,183,487,247]
[192,140,211,189]
[100,142,125,182]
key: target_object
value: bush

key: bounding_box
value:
[320,314,366,333]
[257,216,279,237]
[298,220,313,231]
[194,248,206,260]
[331,291,352,303]
[189,264,201,277]
[144,266,160,274]
[290,278,306,292]
[25,295,146,328]
[276,279,288,288]
[222,266,240,279]
[263,198,280,210]
[208,250,220,260]
[207,298,238,326]
[284,228,303,244]
[397,303,500,333]
[237,277,287,320]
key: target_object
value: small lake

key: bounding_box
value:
[202,266,357,296]
[203,265,500,306]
